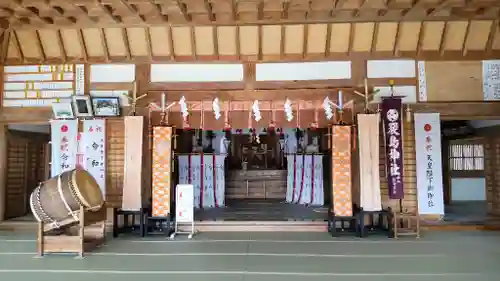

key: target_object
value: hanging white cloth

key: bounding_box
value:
[286,154,324,205]
[312,155,324,205]
[358,114,382,211]
[178,154,225,208]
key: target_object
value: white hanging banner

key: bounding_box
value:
[178,154,226,208]
[82,120,106,196]
[357,114,382,211]
[414,113,444,215]
[50,120,78,177]
[285,154,324,206]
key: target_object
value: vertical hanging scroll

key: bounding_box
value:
[382,97,404,199]
[331,125,352,217]
[50,120,78,177]
[83,120,106,196]
[152,126,173,217]
[357,114,382,211]
[122,116,144,211]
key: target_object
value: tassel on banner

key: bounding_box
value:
[224,100,231,131]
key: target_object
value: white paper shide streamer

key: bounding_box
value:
[212,98,221,120]
[179,96,188,120]
[252,100,261,122]
[284,98,293,122]
[323,97,334,120]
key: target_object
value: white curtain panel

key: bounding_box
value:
[357,114,382,211]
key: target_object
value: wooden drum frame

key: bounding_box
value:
[30,169,104,232]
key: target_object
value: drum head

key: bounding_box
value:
[72,169,104,209]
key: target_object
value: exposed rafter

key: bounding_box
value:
[2,20,500,65]
[0,0,499,29]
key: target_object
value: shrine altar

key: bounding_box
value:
[286,154,324,206]
[178,154,226,208]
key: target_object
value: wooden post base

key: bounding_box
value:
[112,207,148,237]
[392,211,421,239]
[36,206,106,258]
[145,215,173,236]
[358,208,394,238]
[327,208,360,237]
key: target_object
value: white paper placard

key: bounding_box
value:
[417,61,427,102]
[82,120,106,196]
[414,113,444,215]
[482,60,500,101]
[175,184,194,223]
[50,120,78,177]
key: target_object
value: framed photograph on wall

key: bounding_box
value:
[72,95,94,117]
[92,97,121,117]
[51,102,75,119]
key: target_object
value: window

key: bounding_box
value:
[449,143,484,171]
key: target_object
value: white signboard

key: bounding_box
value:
[483,60,500,101]
[414,113,445,215]
[175,184,194,223]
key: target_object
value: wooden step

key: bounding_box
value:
[226,180,286,199]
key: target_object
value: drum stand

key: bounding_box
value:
[36,205,106,258]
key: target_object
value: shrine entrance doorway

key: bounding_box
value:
[174,127,330,222]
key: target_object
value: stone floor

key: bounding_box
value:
[0,231,499,281]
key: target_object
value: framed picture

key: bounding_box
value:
[92,97,121,117]
[51,102,74,119]
[72,95,94,117]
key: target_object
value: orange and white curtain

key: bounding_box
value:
[178,154,226,208]
[151,126,173,217]
[331,125,353,217]
[357,114,382,211]
[122,116,144,211]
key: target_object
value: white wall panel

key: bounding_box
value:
[256,61,351,81]
[151,64,244,82]
[90,64,135,82]
[367,60,416,78]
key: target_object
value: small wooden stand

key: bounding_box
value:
[327,204,360,237]
[36,206,106,258]
[358,208,394,238]
[392,211,421,239]
[112,207,148,237]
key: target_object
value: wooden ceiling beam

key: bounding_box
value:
[34,29,45,62]
[4,2,500,30]
[99,28,109,62]
[56,29,67,62]
[485,19,498,55]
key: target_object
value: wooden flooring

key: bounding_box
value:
[0,231,498,281]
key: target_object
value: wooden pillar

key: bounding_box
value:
[0,124,7,221]
[402,118,417,214]
[441,137,451,205]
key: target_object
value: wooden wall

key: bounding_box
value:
[475,127,500,215]
[4,129,48,219]
[2,59,500,221]
[423,61,484,102]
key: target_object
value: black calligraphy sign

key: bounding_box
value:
[382,97,404,199]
